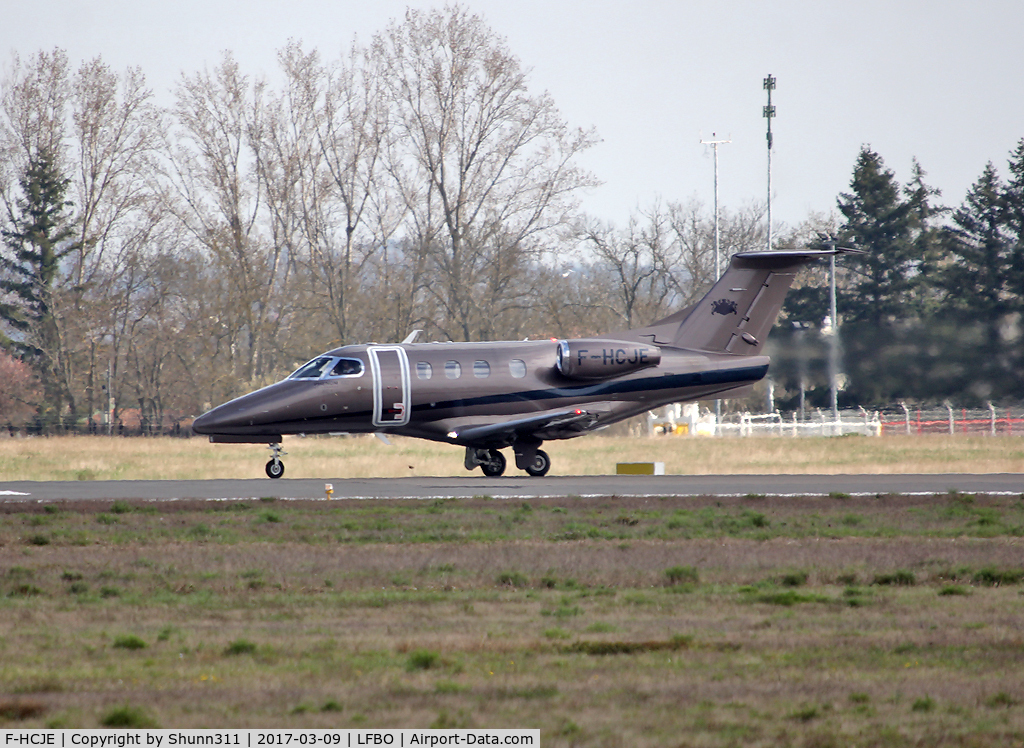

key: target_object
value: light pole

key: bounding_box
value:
[819,235,841,423]
[763,74,776,252]
[699,133,731,281]
[700,132,731,430]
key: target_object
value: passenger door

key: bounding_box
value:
[368,346,411,427]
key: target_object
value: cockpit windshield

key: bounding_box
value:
[289,356,364,380]
[290,357,334,379]
[330,358,363,377]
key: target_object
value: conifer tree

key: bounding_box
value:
[1005,138,1024,304]
[936,162,1015,399]
[941,163,1012,341]
[837,147,921,326]
[0,149,80,429]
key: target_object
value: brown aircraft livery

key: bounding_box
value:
[193,250,845,478]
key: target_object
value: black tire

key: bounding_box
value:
[265,459,285,479]
[480,450,506,477]
[524,449,551,477]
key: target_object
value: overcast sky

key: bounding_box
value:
[4,0,1024,231]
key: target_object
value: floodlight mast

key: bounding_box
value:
[763,74,776,252]
[699,132,731,429]
[818,233,846,422]
[699,133,731,280]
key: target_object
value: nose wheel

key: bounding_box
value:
[266,443,287,479]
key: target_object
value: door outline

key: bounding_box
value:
[368,346,411,428]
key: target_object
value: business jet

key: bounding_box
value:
[192,249,845,478]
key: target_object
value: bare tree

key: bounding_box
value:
[578,209,674,330]
[70,60,161,286]
[265,39,399,349]
[0,50,176,430]
[314,40,394,342]
[664,198,715,303]
[67,58,165,427]
[163,52,292,383]
[374,6,598,341]
[568,199,771,336]
[662,198,769,307]
[0,48,70,187]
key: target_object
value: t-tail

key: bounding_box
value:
[629,250,849,353]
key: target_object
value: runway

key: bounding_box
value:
[0,473,1021,503]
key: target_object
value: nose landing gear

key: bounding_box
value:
[266,442,287,479]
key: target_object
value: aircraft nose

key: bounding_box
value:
[192,393,268,435]
[192,405,231,435]
[191,381,299,436]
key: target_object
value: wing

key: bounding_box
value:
[447,408,599,448]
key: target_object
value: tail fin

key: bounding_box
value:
[666,251,836,353]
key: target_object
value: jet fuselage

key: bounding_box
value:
[193,249,849,477]
[192,340,768,446]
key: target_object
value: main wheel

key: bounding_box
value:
[524,449,551,477]
[265,459,285,479]
[480,450,506,477]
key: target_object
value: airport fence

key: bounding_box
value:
[649,403,1024,438]
[709,406,1024,438]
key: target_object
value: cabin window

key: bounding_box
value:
[416,361,432,380]
[509,359,527,378]
[329,358,364,377]
[290,357,334,379]
[445,360,461,379]
[473,360,490,378]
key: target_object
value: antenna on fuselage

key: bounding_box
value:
[401,330,423,344]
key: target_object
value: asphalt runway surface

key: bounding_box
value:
[0,473,1021,503]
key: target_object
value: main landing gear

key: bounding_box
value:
[522,449,552,477]
[464,444,551,477]
[266,442,287,479]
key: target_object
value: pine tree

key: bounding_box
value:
[942,163,1012,336]
[836,147,921,326]
[903,159,945,315]
[938,160,1021,401]
[1005,138,1024,304]
[0,150,80,429]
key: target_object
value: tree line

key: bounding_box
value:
[0,7,763,433]
[0,6,1021,433]
[770,142,1024,411]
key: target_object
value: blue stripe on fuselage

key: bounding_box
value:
[411,363,769,414]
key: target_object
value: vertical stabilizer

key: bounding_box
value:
[669,251,833,353]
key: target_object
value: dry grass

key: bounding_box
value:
[2,496,1024,744]
[1,433,1023,481]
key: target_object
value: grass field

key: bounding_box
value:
[2,491,1024,744]
[1,433,1024,480]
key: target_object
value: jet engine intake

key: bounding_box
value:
[556,339,661,380]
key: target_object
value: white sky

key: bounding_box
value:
[4,0,1024,231]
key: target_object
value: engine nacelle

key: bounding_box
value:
[556,339,661,380]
